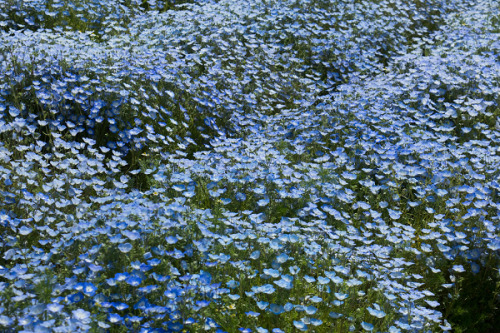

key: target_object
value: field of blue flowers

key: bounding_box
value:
[0,0,499,332]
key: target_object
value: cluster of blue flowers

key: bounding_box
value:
[1,0,499,332]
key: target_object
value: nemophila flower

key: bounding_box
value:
[118,242,133,253]
[252,284,275,295]
[172,184,185,192]
[334,292,349,300]
[257,197,270,207]
[317,276,330,284]
[68,292,84,304]
[19,226,33,235]
[425,300,440,308]
[204,318,220,329]
[109,313,123,324]
[246,311,260,317]
[138,284,158,293]
[106,277,117,287]
[220,198,232,205]
[487,239,500,251]
[226,280,239,289]
[274,277,293,289]
[329,312,343,319]
[470,262,480,274]
[289,265,300,275]
[387,209,401,220]
[275,253,289,264]
[47,303,64,313]
[166,235,178,244]
[80,282,97,297]
[309,296,322,303]
[304,305,318,315]
[367,305,386,318]
[125,275,142,286]
[0,316,13,327]
[310,318,323,326]
[235,192,246,201]
[263,268,280,278]
[72,309,91,322]
[270,239,284,250]
[269,303,284,315]
[115,273,129,281]
[109,234,122,243]
[451,265,465,273]
[304,275,316,283]
[361,322,374,331]
[122,229,141,240]
[250,250,261,260]
[196,300,211,308]
[293,320,308,331]
[127,315,143,324]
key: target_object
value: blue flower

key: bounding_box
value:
[425,300,440,308]
[263,268,280,278]
[269,304,284,315]
[367,306,386,318]
[289,265,300,275]
[334,292,349,300]
[387,209,401,220]
[109,313,123,324]
[274,278,293,290]
[361,322,374,331]
[68,292,84,304]
[310,318,323,326]
[19,226,33,235]
[72,309,91,322]
[275,253,289,264]
[0,315,14,327]
[256,301,269,310]
[250,251,260,260]
[126,275,142,286]
[82,283,97,297]
[113,302,129,311]
[293,320,308,331]
[199,270,212,285]
[257,198,270,207]
[304,305,317,315]
[245,311,260,317]
[304,275,316,283]
[122,230,141,241]
[252,284,275,295]
[317,276,330,284]
[47,303,64,313]
[329,312,343,319]
[310,296,322,303]
[451,265,465,273]
[118,243,133,253]
[166,235,178,244]
[196,300,211,308]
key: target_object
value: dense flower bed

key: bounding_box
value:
[0,0,499,332]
